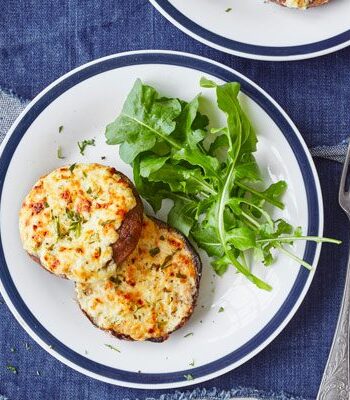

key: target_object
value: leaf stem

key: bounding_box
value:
[236,181,284,209]
[240,252,250,271]
[124,113,182,150]
[191,176,216,195]
[241,211,260,229]
[257,236,341,245]
[277,246,313,270]
[217,164,272,291]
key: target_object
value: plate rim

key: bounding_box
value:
[0,50,323,389]
[149,0,350,61]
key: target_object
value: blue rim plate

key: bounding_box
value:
[149,0,350,61]
[0,51,323,388]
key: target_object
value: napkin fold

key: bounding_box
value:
[311,142,348,163]
[0,88,29,143]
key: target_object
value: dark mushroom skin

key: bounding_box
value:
[111,171,143,266]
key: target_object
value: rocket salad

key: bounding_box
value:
[105,78,340,291]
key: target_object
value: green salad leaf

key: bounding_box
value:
[105,78,341,291]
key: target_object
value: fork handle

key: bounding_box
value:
[316,251,350,399]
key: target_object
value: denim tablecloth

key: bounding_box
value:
[1,1,350,399]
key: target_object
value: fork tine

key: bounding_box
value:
[339,140,350,204]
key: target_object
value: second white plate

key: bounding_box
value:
[150,0,350,60]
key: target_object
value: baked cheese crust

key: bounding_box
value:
[19,163,137,282]
[274,0,329,8]
[76,216,201,341]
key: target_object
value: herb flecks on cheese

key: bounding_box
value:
[76,216,199,341]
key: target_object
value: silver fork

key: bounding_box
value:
[316,142,350,400]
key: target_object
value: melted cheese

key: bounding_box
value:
[76,216,200,341]
[19,163,137,282]
[283,0,310,8]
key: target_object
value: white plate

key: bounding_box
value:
[0,50,322,388]
[149,0,350,60]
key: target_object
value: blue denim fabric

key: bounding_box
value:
[0,1,350,399]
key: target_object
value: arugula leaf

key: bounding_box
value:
[139,154,169,178]
[235,154,261,182]
[167,194,197,236]
[215,82,257,162]
[262,181,288,205]
[236,180,286,210]
[105,79,182,163]
[147,163,211,195]
[200,77,217,88]
[226,226,256,251]
[172,96,220,179]
[209,133,229,157]
[192,223,223,258]
[133,156,167,212]
[211,257,230,276]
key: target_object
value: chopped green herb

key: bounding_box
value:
[69,163,76,173]
[83,171,87,178]
[134,305,144,315]
[101,156,106,160]
[110,276,122,285]
[44,201,49,208]
[218,306,224,313]
[161,254,173,268]
[189,359,195,367]
[225,7,232,12]
[184,374,194,381]
[104,344,121,353]
[88,232,100,244]
[160,251,179,269]
[87,187,92,194]
[57,146,65,159]
[7,365,18,374]
[58,125,64,133]
[66,209,84,237]
[101,219,115,226]
[78,138,95,155]
[184,332,193,338]
[53,216,64,240]
[149,247,160,257]
[176,272,187,279]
